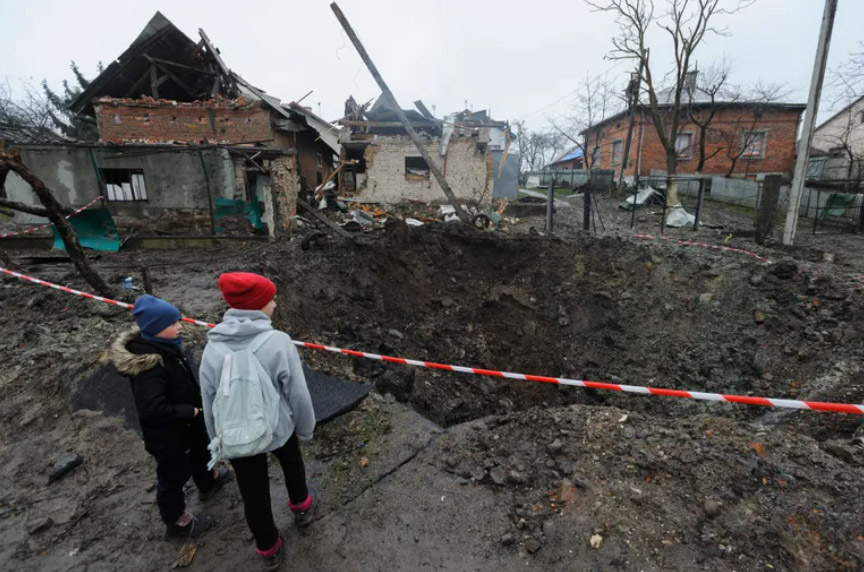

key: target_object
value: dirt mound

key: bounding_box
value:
[440,405,864,570]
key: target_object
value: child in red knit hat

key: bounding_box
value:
[199,272,317,570]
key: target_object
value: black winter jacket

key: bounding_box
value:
[107,327,207,458]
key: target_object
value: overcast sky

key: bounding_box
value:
[1,0,861,131]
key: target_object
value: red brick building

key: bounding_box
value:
[582,101,805,181]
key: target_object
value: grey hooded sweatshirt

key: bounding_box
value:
[198,309,315,452]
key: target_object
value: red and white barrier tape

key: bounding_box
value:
[2,266,862,416]
[632,234,773,264]
[0,196,105,238]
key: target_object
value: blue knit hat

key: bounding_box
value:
[132,295,181,337]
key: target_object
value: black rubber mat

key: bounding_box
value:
[71,363,370,435]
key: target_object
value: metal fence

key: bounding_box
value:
[626,174,864,234]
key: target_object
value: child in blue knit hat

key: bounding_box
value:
[106,295,229,539]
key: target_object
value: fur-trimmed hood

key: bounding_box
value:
[105,326,163,376]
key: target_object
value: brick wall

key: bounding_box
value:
[269,155,298,232]
[94,97,274,145]
[292,130,335,192]
[584,106,803,179]
[357,136,492,204]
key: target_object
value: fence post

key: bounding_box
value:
[546,177,555,234]
[755,175,781,245]
[813,187,821,235]
[583,183,592,232]
[693,178,705,231]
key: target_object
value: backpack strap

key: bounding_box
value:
[249,330,278,353]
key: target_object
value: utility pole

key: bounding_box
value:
[782,0,838,245]
[330,2,471,223]
[617,51,646,198]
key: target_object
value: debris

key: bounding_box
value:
[351,210,376,227]
[665,204,696,228]
[388,329,404,340]
[28,517,54,535]
[703,499,721,519]
[506,470,527,485]
[525,538,542,554]
[172,543,198,568]
[47,452,83,484]
[547,439,564,455]
[620,187,662,210]
[589,534,603,549]
[501,533,515,546]
[749,442,766,457]
[698,293,714,304]
[360,456,369,468]
[617,414,629,424]
[556,479,577,503]
[753,310,766,324]
[405,218,424,227]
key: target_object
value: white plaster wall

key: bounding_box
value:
[359,137,492,205]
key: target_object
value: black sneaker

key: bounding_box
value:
[291,490,318,527]
[198,465,231,502]
[165,512,212,539]
[258,534,284,571]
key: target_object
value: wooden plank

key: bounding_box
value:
[414,100,435,119]
[337,120,439,128]
[124,68,152,98]
[144,55,195,96]
[149,64,160,99]
[296,198,356,241]
[147,56,216,76]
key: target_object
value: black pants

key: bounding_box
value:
[154,427,216,525]
[230,433,309,551]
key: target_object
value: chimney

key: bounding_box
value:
[684,70,699,93]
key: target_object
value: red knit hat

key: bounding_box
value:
[218,272,277,310]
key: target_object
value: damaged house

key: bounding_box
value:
[4,12,339,235]
[337,96,516,204]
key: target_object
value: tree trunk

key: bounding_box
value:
[1,154,113,297]
[666,151,680,207]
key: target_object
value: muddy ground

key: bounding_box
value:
[1,198,863,571]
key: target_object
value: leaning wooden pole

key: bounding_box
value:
[329,2,470,223]
[1,152,113,297]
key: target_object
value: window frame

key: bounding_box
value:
[741,130,768,160]
[611,139,624,165]
[674,131,695,161]
[316,152,324,168]
[404,156,431,179]
[101,168,148,202]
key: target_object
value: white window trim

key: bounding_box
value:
[611,139,624,164]
[741,129,768,160]
[675,131,695,161]
[316,153,324,168]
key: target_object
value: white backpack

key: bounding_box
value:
[206,331,279,469]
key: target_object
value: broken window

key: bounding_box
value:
[675,133,694,160]
[101,169,148,201]
[316,153,324,168]
[611,140,623,164]
[741,131,767,159]
[405,156,430,179]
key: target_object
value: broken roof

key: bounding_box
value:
[68,11,340,155]
[70,12,233,115]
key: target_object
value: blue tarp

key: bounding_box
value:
[52,208,120,252]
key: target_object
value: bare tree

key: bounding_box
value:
[829,41,864,108]
[587,0,754,213]
[517,129,568,173]
[0,80,61,143]
[549,73,621,176]
[721,82,789,177]
[682,61,735,172]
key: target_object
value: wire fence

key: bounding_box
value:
[626,174,864,235]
